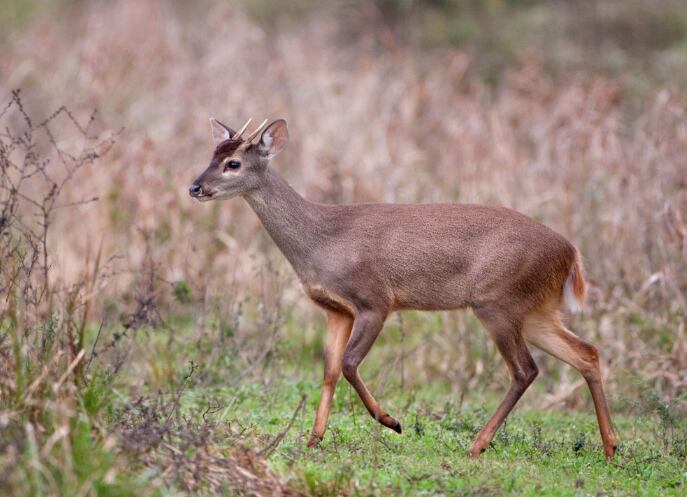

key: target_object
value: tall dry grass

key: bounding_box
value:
[0,0,685,398]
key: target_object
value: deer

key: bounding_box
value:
[189,117,618,460]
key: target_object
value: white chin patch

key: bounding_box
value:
[211,190,235,200]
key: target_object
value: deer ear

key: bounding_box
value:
[210,118,234,144]
[259,119,289,157]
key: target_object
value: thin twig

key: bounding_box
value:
[259,394,307,458]
[86,319,105,370]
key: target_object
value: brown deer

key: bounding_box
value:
[189,117,618,459]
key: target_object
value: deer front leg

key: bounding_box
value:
[308,310,353,448]
[341,310,402,434]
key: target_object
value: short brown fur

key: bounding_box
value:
[190,118,618,459]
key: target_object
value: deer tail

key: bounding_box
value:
[563,250,586,313]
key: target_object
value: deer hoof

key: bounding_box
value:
[604,443,618,460]
[306,434,322,448]
[468,445,487,458]
[380,414,402,434]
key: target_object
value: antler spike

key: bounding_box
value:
[243,119,269,144]
[233,118,252,139]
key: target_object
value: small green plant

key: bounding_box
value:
[173,280,192,304]
[640,390,687,456]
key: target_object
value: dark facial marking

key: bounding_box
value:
[214,139,243,157]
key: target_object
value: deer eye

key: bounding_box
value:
[224,160,241,171]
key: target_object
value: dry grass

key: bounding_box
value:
[3,0,685,391]
[0,1,686,494]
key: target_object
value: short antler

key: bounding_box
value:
[243,119,269,144]
[232,118,252,140]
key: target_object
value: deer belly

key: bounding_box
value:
[392,277,471,311]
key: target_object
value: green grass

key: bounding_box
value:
[179,378,686,496]
[3,311,685,496]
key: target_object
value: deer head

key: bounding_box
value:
[189,118,289,201]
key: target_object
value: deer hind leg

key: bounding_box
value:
[523,308,618,460]
[308,310,353,448]
[470,308,539,458]
[341,310,402,434]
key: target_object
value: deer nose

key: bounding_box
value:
[189,184,202,197]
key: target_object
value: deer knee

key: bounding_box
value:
[578,343,601,382]
[513,362,538,388]
[322,370,339,387]
[341,353,359,381]
[322,352,342,382]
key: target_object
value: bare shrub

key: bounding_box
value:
[0,89,116,401]
[0,91,122,496]
[116,387,304,496]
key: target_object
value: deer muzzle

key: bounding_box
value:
[188,183,203,197]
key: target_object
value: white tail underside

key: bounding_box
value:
[563,267,582,313]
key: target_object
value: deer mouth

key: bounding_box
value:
[194,192,216,201]
[189,185,218,201]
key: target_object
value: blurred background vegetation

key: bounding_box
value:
[248,0,687,93]
[1,1,686,495]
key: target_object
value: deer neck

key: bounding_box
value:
[243,167,324,277]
